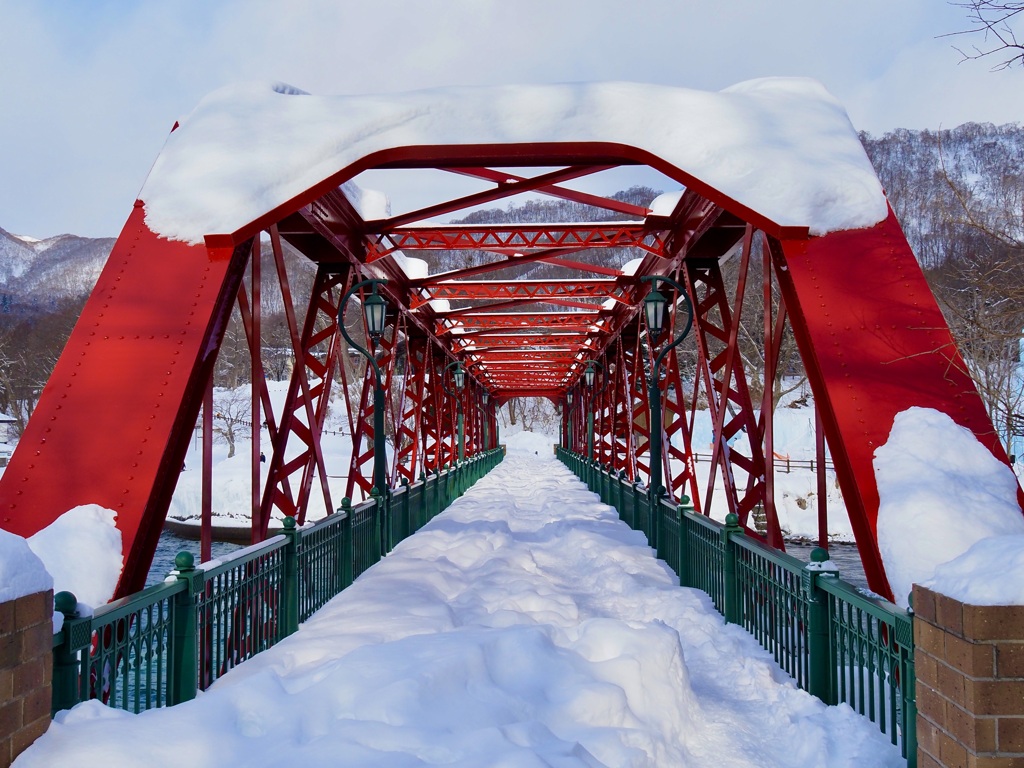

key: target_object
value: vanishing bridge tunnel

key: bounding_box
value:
[0,78,1016,608]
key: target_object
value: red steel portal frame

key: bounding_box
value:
[0,139,1016,603]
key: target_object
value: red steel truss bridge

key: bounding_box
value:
[0,109,1017,605]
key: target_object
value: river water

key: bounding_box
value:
[145,530,242,586]
[784,541,869,591]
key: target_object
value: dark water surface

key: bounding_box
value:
[146,530,243,586]
[785,541,869,591]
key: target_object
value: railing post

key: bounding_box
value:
[895,606,917,763]
[169,551,201,705]
[432,468,441,519]
[677,498,692,588]
[339,497,354,588]
[370,487,384,556]
[616,470,625,519]
[721,513,742,625]
[401,478,411,542]
[52,591,87,714]
[418,471,428,529]
[631,480,641,530]
[802,547,839,704]
[650,485,665,551]
[281,516,300,638]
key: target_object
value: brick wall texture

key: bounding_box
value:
[0,591,52,768]
[914,584,1024,768]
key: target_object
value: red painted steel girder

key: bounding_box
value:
[417,247,608,285]
[418,279,626,304]
[372,223,661,256]
[437,297,607,317]
[458,345,581,356]
[258,255,347,534]
[476,369,575,378]
[1,120,1018,610]
[365,164,631,231]
[0,206,247,596]
[451,327,596,339]
[774,209,1020,599]
[466,354,581,366]
[439,311,603,330]
[445,166,651,219]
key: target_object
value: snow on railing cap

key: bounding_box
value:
[140,78,887,245]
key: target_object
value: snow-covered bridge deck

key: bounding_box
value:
[20,448,901,767]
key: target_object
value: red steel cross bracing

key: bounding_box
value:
[0,130,1015,606]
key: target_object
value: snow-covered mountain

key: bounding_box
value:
[0,229,39,286]
[0,226,114,302]
[861,122,1024,267]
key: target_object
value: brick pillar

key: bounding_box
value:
[0,591,52,768]
[914,584,1024,768]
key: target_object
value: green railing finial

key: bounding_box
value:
[174,551,195,572]
[54,590,78,618]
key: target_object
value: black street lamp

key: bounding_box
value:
[442,360,467,462]
[639,275,694,543]
[338,278,389,497]
[481,391,490,451]
[564,387,580,451]
[583,359,614,464]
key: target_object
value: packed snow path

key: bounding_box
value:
[20,450,902,767]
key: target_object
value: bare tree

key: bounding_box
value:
[212,387,253,458]
[926,147,1024,453]
[947,1,1024,69]
[0,297,85,435]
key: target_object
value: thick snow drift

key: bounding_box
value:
[27,504,123,612]
[141,78,886,244]
[874,407,1024,607]
[20,453,900,767]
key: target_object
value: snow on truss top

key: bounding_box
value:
[140,79,887,244]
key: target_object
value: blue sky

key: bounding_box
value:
[0,0,1021,239]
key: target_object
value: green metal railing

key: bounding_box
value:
[51,447,505,716]
[556,447,916,767]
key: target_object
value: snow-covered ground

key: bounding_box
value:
[672,401,852,540]
[17,443,902,767]
[169,380,364,528]
[166,383,1022,548]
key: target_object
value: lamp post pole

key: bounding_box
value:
[481,391,490,451]
[583,359,614,466]
[442,360,467,462]
[640,275,694,546]
[564,388,578,451]
[338,278,389,498]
